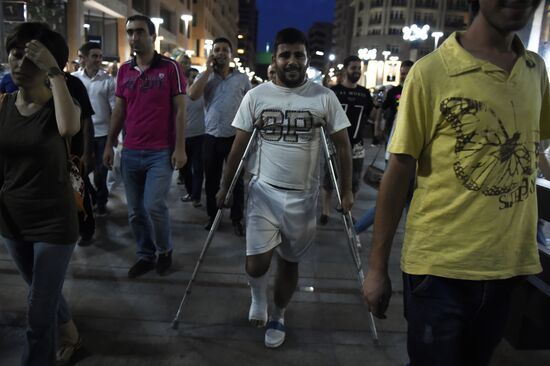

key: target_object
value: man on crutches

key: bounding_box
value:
[216,27,353,348]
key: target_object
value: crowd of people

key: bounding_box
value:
[0,2,548,365]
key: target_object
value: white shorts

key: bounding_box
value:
[245,178,318,262]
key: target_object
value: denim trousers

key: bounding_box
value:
[93,136,108,207]
[3,237,75,366]
[403,273,519,366]
[121,149,174,261]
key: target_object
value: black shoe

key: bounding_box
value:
[156,251,172,276]
[128,259,155,278]
[181,194,193,202]
[77,235,93,247]
[320,214,329,225]
[233,220,245,237]
[204,217,215,231]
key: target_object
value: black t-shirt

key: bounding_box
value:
[381,84,403,134]
[331,84,374,146]
[0,93,79,244]
[66,74,94,156]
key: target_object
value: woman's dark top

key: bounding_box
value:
[0,92,78,244]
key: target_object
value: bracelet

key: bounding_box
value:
[47,67,64,78]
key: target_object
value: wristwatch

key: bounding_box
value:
[47,67,64,78]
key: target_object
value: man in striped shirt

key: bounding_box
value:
[103,15,187,278]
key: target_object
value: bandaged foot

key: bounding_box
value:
[248,273,268,327]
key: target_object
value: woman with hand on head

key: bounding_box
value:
[0,23,81,365]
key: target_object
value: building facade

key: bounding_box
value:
[332,0,355,63]
[237,0,258,71]
[350,0,469,61]
[308,22,333,71]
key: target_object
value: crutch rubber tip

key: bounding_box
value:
[171,320,179,330]
[373,338,381,347]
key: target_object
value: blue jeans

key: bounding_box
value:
[3,237,75,366]
[403,273,519,366]
[93,136,108,207]
[121,149,174,261]
[355,206,375,233]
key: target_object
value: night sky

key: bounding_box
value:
[256,0,335,52]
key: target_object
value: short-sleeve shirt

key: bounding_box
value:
[198,69,251,137]
[185,95,205,138]
[389,32,550,280]
[0,93,79,244]
[116,52,186,150]
[72,69,116,137]
[232,80,350,190]
[331,84,373,146]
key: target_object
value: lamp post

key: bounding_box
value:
[204,39,213,58]
[151,17,164,53]
[181,14,193,39]
[431,31,444,50]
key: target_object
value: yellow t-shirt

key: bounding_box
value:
[389,32,550,280]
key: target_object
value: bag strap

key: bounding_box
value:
[368,144,384,167]
[0,93,6,114]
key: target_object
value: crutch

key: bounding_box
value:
[171,128,259,330]
[319,126,380,345]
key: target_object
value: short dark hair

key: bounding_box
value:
[213,37,233,51]
[126,15,155,35]
[273,28,309,56]
[469,1,480,21]
[79,41,102,56]
[401,60,414,68]
[185,67,199,78]
[343,55,361,68]
[5,22,68,70]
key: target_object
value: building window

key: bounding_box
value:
[358,1,364,11]
[160,7,174,33]
[133,0,149,14]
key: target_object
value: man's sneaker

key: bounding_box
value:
[319,214,329,225]
[56,335,82,365]
[193,200,202,208]
[156,251,172,276]
[265,319,286,348]
[181,194,193,202]
[233,220,245,237]
[128,259,155,278]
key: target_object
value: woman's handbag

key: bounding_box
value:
[64,140,85,212]
[363,145,385,190]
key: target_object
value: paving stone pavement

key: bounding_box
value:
[1,146,549,365]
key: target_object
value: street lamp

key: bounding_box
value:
[328,53,336,62]
[431,31,444,50]
[204,39,213,58]
[181,14,193,38]
[382,50,391,60]
[151,17,164,52]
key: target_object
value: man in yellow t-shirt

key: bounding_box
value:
[362,2,550,365]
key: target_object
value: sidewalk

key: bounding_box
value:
[0,146,549,365]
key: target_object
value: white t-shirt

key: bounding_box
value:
[232,80,350,190]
